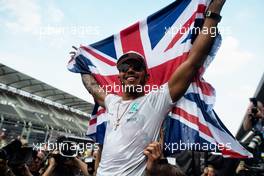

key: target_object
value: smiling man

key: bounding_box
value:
[79,1,226,175]
[116,52,148,99]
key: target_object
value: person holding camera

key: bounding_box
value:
[41,150,90,176]
[236,99,264,175]
[243,99,264,132]
[26,150,46,176]
[0,139,37,176]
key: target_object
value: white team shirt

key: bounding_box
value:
[97,83,175,176]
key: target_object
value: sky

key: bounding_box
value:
[0,0,263,135]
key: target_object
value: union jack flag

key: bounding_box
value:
[68,0,252,158]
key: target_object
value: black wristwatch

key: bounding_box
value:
[205,11,222,22]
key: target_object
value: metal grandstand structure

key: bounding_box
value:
[0,63,93,115]
[0,63,94,144]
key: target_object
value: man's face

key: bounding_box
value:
[117,59,148,93]
[203,166,215,176]
[250,101,264,120]
[29,152,45,172]
[207,167,215,176]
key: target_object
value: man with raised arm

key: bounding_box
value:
[76,1,226,175]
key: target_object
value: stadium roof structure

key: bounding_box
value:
[0,63,94,116]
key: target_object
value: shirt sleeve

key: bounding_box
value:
[147,83,175,115]
[104,94,119,111]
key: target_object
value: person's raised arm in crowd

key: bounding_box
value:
[144,141,162,175]
[168,0,225,102]
[41,157,56,176]
[41,156,89,176]
[144,141,186,176]
[72,157,89,176]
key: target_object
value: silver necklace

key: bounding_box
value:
[114,101,131,130]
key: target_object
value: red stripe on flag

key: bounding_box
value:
[89,117,97,125]
[197,4,206,13]
[172,107,213,138]
[149,52,189,85]
[120,22,146,58]
[96,109,106,116]
[165,13,196,51]
[193,78,214,96]
[80,46,116,66]
[222,148,250,159]
[165,4,206,52]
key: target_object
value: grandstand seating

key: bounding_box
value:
[0,89,92,144]
[0,116,24,142]
[18,108,43,123]
[27,128,46,144]
[0,103,19,117]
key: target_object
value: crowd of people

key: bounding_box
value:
[0,135,96,176]
[0,99,263,176]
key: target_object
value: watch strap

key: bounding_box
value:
[205,11,222,22]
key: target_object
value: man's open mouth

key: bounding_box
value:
[125,75,138,82]
[127,76,136,81]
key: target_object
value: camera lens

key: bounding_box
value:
[248,135,262,149]
[251,107,258,114]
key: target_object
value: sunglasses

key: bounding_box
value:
[117,62,145,72]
